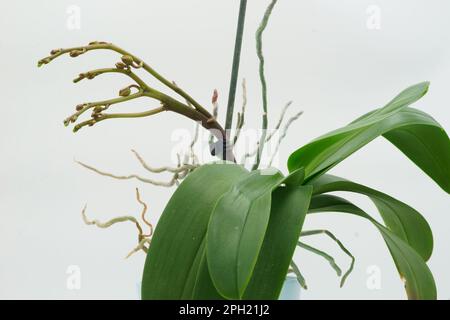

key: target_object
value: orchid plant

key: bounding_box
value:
[38,0,450,300]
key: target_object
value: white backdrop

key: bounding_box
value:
[1,0,449,299]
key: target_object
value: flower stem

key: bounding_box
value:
[225,0,248,131]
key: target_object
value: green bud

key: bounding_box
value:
[75,104,84,111]
[73,124,81,132]
[93,106,104,113]
[37,57,51,67]
[69,50,81,57]
[121,55,134,65]
[119,86,131,97]
[115,62,127,69]
[50,48,62,55]
[91,113,101,120]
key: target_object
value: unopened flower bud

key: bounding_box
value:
[76,104,84,111]
[212,89,218,104]
[50,48,62,55]
[93,106,104,113]
[73,124,81,132]
[91,113,103,120]
[115,62,127,69]
[121,55,134,65]
[70,48,87,57]
[37,57,51,67]
[69,50,81,57]
[119,86,131,97]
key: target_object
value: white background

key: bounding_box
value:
[1,0,449,299]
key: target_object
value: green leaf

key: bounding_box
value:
[141,163,248,299]
[287,82,450,193]
[383,109,450,194]
[309,174,433,261]
[243,185,312,299]
[309,194,437,300]
[206,169,285,299]
[191,253,225,300]
[281,167,305,187]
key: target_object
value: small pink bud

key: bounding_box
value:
[212,89,218,104]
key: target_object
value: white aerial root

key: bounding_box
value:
[289,261,308,290]
[300,229,355,287]
[267,110,304,167]
[265,101,292,142]
[125,238,152,259]
[77,125,203,257]
[75,123,200,188]
[77,160,183,187]
[82,206,141,230]
[131,149,197,174]
[189,123,200,166]
[81,188,154,259]
[76,123,201,187]
[232,79,248,146]
[239,106,303,166]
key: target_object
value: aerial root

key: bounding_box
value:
[81,187,154,259]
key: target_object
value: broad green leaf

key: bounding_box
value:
[141,163,248,299]
[309,194,437,300]
[281,167,305,187]
[206,169,285,299]
[191,253,225,300]
[288,82,450,193]
[309,174,433,261]
[243,185,313,299]
[181,238,209,298]
[383,109,450,194]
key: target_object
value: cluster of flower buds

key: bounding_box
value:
[73,120,96,133]
[91,105,108,120]
[116,55,144,69]
[73,71,98,83]
[38,40,225,142]
[63,103,87,126]
[63,102,108,127]
[38,48,63,66]
[64,114,79,127]
[37,57,52,67]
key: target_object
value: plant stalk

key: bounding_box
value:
[225,0,248,131]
